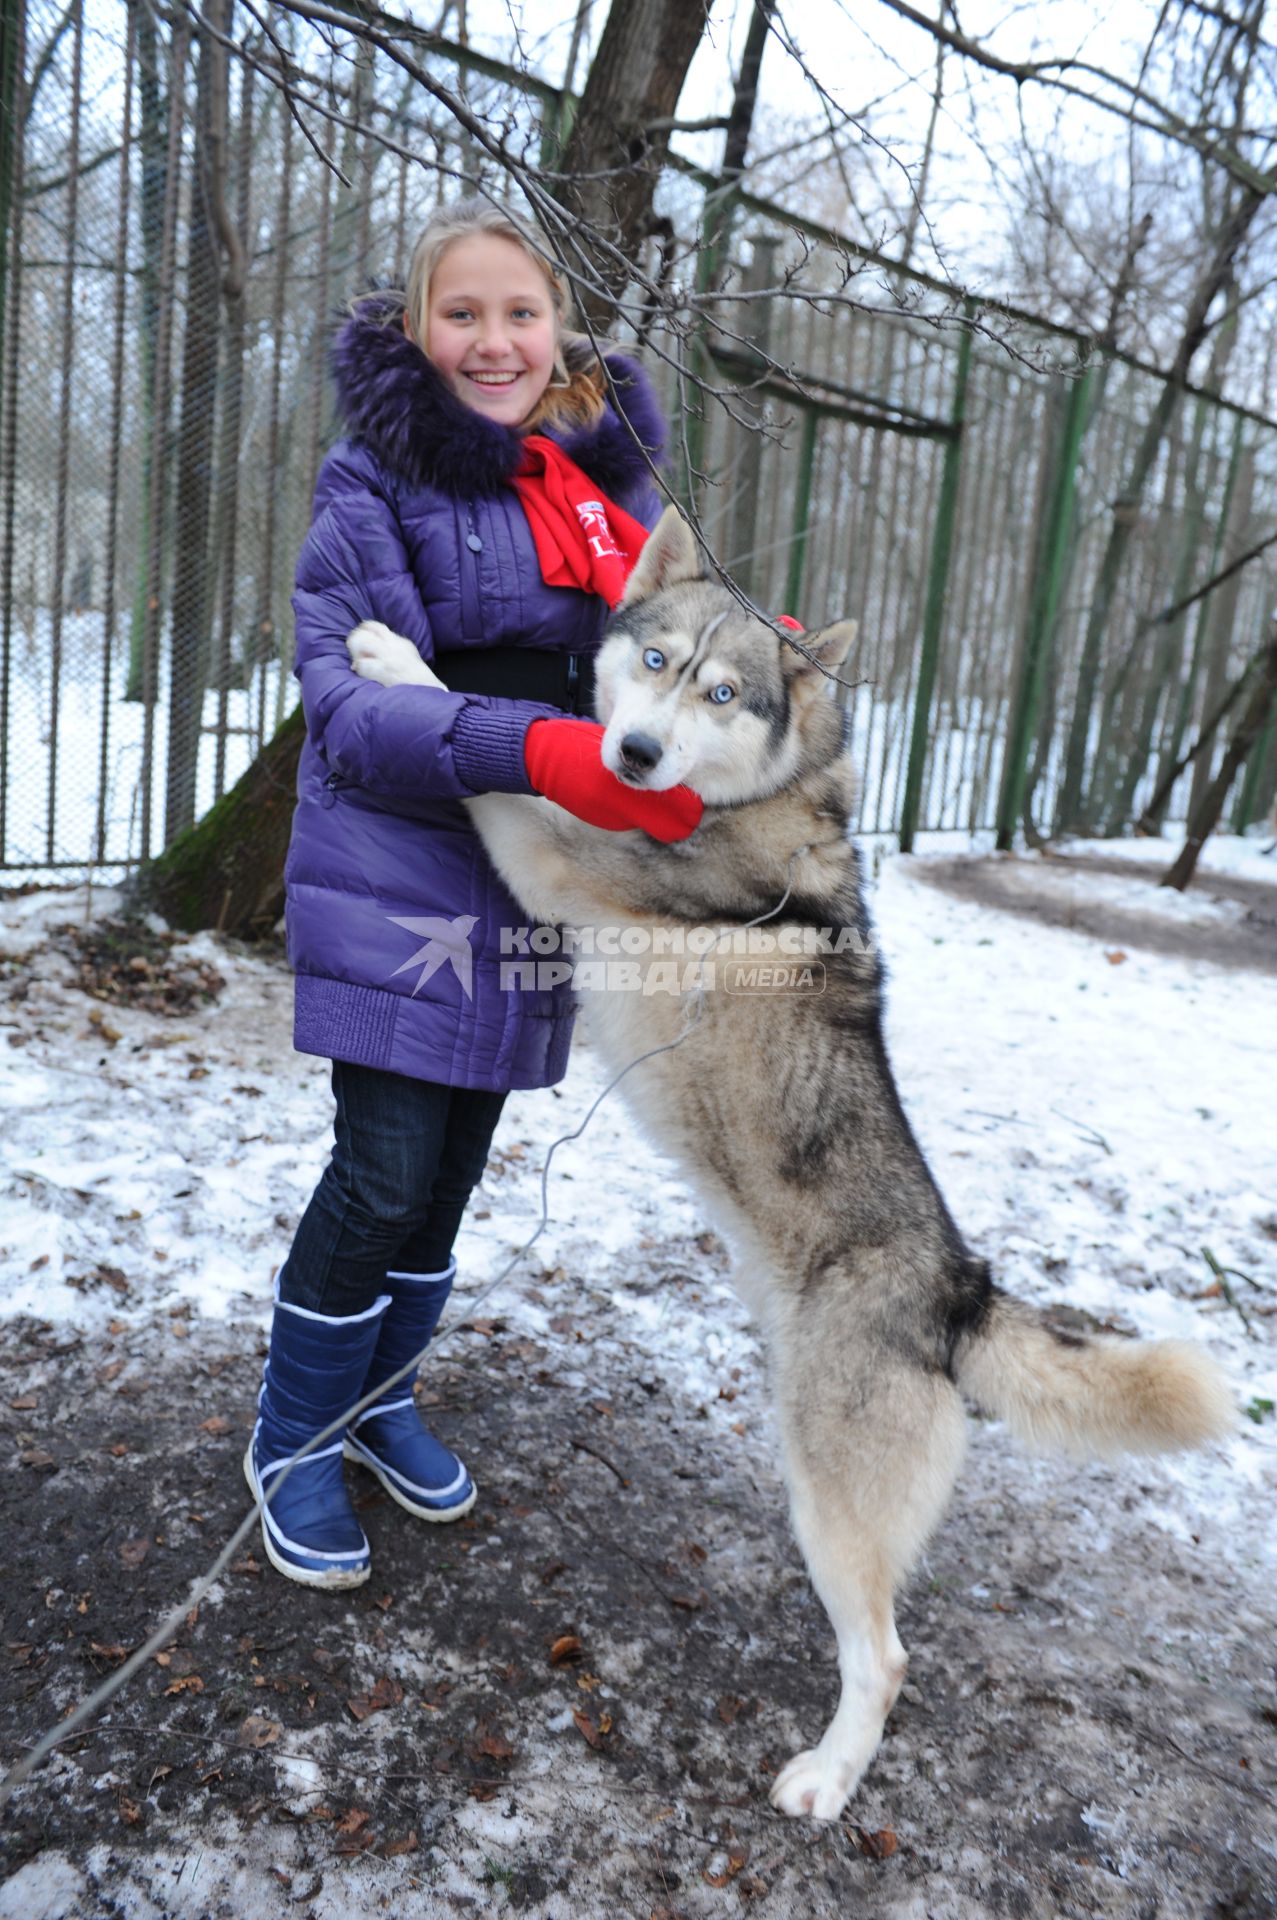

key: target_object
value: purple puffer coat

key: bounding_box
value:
[285,292,666,1090]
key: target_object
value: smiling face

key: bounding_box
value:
[425,233,559,429]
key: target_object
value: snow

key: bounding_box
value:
[1,835,1274,1915]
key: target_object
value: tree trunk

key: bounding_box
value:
[557,0,714,327]
[164,1,224,842]
[1054,184,1263,835]
[123,0,166,703]
[130,705,304,935]
[1162,622,1277,891]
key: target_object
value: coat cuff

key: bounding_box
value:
[451,702,538,795]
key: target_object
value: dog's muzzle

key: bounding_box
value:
[618,731,664,779]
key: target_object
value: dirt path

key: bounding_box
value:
[3,1277,1274,1920]
[912,851,1277,974]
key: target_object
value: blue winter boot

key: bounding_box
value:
[243,1286,391,1588]
[342,1262,477,1521]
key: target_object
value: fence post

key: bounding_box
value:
[899,305,973,852]
[0,0,24,868]
[995,360,1094,850]
[783,405,819,615]
[1231,695,1276,830]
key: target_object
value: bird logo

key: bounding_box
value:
[386,913,478,999]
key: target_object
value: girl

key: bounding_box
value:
[247,197,700,1588]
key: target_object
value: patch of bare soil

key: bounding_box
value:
[2,1289,1274,1919]
[914,852,1277,974]
[7,917,228,1016]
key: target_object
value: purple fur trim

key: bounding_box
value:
[329,290,665,501]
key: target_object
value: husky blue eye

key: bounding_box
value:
[709,683,735,704]
[643,648,665,670]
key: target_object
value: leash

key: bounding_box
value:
[0,848,812,1805]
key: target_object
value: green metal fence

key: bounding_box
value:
[1,0,1275,877]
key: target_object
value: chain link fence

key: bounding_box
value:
[2,0,1275,877]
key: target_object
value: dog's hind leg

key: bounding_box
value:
[769,1356,967,1822]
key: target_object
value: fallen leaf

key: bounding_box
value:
[373,1592,394,1611]
[164,1674,204,1696]
[576,1672,602,1692]
[572,1709,603,1750]
[98,1359,126,1384]
[237,1714,281,1749]
[231,1554,261,1576]
[90,1641,131,1665]
[8,1394,37,1411]
[334,1807,371,1836]
[470,1725,514,1763]
[335,1829,378,1855]
[856,1826,898,1862]
[118,1794,142,1825]
[381,1830,419,1857]
[703,1845,748,1888]
[198,1416,233,1436]
[346,1674,404,1721]
[1104,949,1128,966]
[19,1449,57,1471]
[717,1695,745,1725]
[549,1633,582,1667]
[108,1442,130,1457]
[118,1537,150,1569]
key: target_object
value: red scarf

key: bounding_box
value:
[510,435,649,609]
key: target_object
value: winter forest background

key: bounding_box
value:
[2,0,1277,899]
[2,7,1276,1916]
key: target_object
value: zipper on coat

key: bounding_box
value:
[460,501,483,640]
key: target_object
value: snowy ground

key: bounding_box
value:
[0,838,1274,1919]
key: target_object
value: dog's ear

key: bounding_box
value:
[621,505,704,606]
[780,619,858,681]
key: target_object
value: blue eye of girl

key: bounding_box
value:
[642,648,665,670]
[709,683,735,704]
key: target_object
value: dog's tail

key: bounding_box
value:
[951,1280,1233,1457]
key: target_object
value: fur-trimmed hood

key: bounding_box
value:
[329,290,666,501]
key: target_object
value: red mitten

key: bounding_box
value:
[523,718,703,843]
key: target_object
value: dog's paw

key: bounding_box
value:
[769,1747,860,1823]
[346,621,440,688]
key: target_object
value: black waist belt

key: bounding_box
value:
[431,646,596,719]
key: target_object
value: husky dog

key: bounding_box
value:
[347,506,1232,1823]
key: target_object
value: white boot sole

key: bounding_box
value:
[343,1441,478,1523]
[242,1445,371,1590]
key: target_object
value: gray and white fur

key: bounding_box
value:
[347,507,1233,1823]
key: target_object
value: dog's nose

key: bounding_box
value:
[619,731,663,775]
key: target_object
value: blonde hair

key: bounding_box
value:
[401,197,607,432]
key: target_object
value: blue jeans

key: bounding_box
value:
[278,1063,507,1317]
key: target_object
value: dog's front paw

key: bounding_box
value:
[769,1747,861,1823]
[346,621,441,688]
